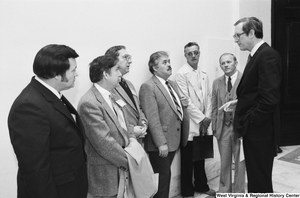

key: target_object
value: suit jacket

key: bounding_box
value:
[234,42,282,143]
[114,79,147,139]
[139,75,189,152]
[175,63,212,138]
[211,71,242,140]
[77,85,135,196]
[8,77,88,198]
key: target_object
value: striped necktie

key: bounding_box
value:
[165,81,183,120]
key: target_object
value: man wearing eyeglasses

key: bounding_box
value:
[228,17,282,193]
[175,42,215,197]
[105,46,148,144]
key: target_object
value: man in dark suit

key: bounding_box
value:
[78,55,136,198]
[232,17,282,192]
[211,53,245,193]
[139,51,189,198]
[105,45,148,143]
[8,44,88,198]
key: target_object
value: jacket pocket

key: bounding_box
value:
[52,165,75,186]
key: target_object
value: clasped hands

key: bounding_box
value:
[133,123,147,139]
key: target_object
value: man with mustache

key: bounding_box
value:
[139,51,189,198]
[175,42,215,197]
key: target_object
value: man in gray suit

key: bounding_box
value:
[211,53,245,193]
[78,55,135,198]
[105,45,148,143]
[139,51,189,198]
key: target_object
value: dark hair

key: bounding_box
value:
[234,17,263,39]
[219,53,237,64]
[33,44,78,79]
[184,42,200,52]
[148,51,169,74]
[105,45,126,59]
[89,55,118,83]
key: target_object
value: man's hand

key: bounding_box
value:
[180,96,190,107]
[201,117,211,130]
[219,99,238,112]
[158,144,168,158]
[133,126,147,139]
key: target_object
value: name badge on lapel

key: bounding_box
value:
[116,99,126,107]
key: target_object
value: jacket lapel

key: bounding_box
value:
[219,75,227,104]
[241,43,268,79]
[186,70,203,100]
[152,76,179,117]
[31,77,77,126]
[30,77,85,145]
[91,85,129,145]
[115,84,138,115]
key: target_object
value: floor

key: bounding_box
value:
[173,145,300,198]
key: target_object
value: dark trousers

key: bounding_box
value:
[148,151,176,198]
[180,141,209,196]
[244,135,276,193]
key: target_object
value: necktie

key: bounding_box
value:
[60,95,76,122]
[119,78,137,109]
[247,54,252,64]
[227,76,232,92]
[165,81,183,120]
[110,95,128,131]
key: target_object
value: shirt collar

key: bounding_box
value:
[250,40,265,57]
[35,76,61,99]
[94,83,111,99]
[225,70,238,79]
[155,75,168,84]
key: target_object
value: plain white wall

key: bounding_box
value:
[0,0,270,197]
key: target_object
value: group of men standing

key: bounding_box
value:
[8,16,282,198]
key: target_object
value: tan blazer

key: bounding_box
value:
[175,63,212,136]
[139,75,189,152]
[77,85,134,196]
[211,71,242,140]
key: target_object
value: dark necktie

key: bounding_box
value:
[247,54,252,64]
[119,78,137,109]
[61,95,76,121]
[227,76,232,92]
[165,81,183,120]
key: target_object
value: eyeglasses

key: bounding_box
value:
[123,54,132,61]
[233,32,246,39]
[186,50,200,57]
